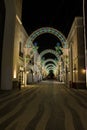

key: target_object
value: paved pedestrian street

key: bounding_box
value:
[0,80,87,130]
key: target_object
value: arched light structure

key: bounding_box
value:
[24,27,68,81]
[42,59,58,67]
[46,66,56,73]
[26,27,67,48]
[45,64,56,70]
[40,49,59,59]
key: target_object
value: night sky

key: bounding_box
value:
[22,0,83,56]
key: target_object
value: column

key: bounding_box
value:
[1,0,16,90]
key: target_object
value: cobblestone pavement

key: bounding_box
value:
[0,80,87,130]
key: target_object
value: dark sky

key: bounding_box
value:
[22,0,83,55]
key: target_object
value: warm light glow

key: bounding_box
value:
[81,69,86,74]
[73,70,78,73]
[16,15,22,25]
[26,71,29,74]
[20,66,24,71]
[73,70,75,73]
[14,70,16,78]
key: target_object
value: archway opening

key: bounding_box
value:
[47,70,55,80]
[24,27,68,84]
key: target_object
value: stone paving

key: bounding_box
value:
[0,81,87,130]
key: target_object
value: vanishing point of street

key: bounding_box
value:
[0,80,87,130]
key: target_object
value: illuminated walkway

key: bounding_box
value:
[0,81,87,130]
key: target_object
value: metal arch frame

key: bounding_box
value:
[40,49,59,59]
[26,27,67,48]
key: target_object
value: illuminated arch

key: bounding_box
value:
[45,64,58,76]
[42,59,58,66]
[26,27,67,48]
[46,66,56,72]
[47,67,56,70]
[45,64,56,69]
[40,49,59,59]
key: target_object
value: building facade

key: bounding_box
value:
[67,17,86,88]
[1,0,28,90]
